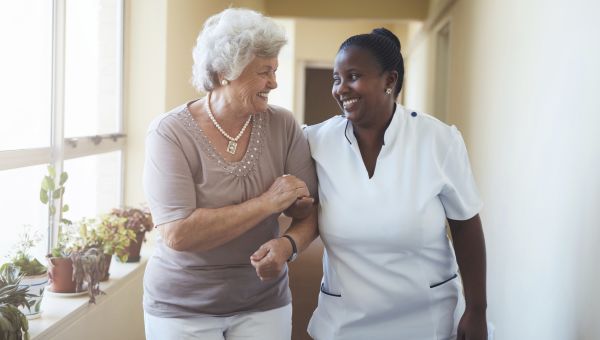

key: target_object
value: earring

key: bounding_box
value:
[385,88,392,95]
[221,79,229,86]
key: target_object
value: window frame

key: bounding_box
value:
[0,0,126,253]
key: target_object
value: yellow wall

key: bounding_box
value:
[265,0,428,20]
[294,19,406,62]
[124,0,168,208]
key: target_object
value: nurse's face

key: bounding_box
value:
[332,47,394,127]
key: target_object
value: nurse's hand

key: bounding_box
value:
[250,237,292,281]
[457,308,487,340]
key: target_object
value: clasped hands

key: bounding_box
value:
[250,174,313,281]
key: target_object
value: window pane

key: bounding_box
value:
[0,165,49,262]
[0,1,52,151]
[64,0,121,138]
[63,151,121,221]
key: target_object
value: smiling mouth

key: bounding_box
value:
[342,98,359,110]
[258,92,269,100]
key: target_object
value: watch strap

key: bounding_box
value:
[281,234,298,262]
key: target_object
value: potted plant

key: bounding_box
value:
[41,165,77,294]
[0,265,31,340]
[46,222,107,303]
[72,215,136,281]
[0,225,48,319]
[40,166,105,303]
[109,207,153,263]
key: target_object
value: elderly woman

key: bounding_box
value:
[142,8,317,340]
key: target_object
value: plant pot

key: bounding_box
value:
[101,253,112,281]
[47,256,78,293]
[120,231,145,263]
[19,272,49,319]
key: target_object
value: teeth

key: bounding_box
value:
[258,92,269,98]
[342,98,358,107]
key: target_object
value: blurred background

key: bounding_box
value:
[1,0,599,339]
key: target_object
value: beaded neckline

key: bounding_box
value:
[176,106,266,177]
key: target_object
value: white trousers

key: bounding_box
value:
[144,304,292,340]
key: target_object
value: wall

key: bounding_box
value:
[123,0,167,208]
[404,0,600,339]
[42,265,146,340]
[265,0,428,20]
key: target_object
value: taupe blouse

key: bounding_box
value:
[142,102,317,317]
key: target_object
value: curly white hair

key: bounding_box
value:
[191,8,287,92]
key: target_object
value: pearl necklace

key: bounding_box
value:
[205,92,252,155]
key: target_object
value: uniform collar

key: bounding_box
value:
[343,104,403,146]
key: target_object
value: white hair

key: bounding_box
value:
[191,8,287,92]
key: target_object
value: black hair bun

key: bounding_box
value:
[372,27,401,51]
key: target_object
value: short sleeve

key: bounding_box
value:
[283,116,318,199]
[439,127,483,220]
[143,128,196,226]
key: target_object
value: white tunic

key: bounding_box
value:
[306,105,483,340]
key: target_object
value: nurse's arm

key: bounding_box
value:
[250,204,318,280]
[448,213,488,339]
[283,196,314,219]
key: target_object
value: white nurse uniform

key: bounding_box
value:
[306,105,483,340]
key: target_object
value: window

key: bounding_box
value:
[0,0,124,260]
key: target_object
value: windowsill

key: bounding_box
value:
[28,247,151,339]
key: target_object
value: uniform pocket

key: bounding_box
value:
[320,249,342,297]
[430,273,458,288]
[429,273,463,339]
[320,282,341,297]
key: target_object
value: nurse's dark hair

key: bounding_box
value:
[338,27,404,98]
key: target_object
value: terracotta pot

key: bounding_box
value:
[120,231,145,263]
[101,253,112,281]
[19,272,49,319]
[46,256,77,293]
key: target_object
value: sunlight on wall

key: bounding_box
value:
[269,19,296,115]
[404,1,600,339]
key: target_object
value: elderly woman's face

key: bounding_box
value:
[229,56,278,113]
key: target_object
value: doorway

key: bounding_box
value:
[303,67,341,126]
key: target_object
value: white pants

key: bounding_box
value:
[144,304,292,340]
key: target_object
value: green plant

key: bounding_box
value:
[2,226,46,277]
[40,165,71,226]
[0,266,30,340]
[110,207,153,233]
[69,248,106,304]
[73,216,136,262]
[96,214,136,262]
[40,165,72,258]
[38,166,106,303]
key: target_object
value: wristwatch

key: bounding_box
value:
[281,234,298,262]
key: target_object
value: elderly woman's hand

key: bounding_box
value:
[250,237,292,281]
[261,175,310,214]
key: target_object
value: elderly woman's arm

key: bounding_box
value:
[160,175,308,252]
[250,204,318,280]
[449,214,488,340]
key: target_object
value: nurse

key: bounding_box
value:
[305,28,488,340]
